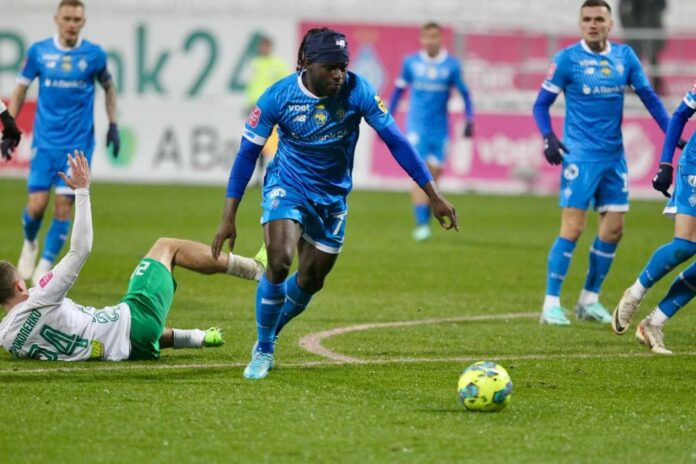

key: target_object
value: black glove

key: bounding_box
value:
[677,138,687,150]
[463,121,473,138]
[543,133,568,165]
[652,163,673,198]
[0,109,22,161]
[106,122,120,157]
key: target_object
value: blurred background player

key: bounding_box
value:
[7,0,121,286]
[612,79,696,355]
[533,0,679,326]
[0,151,265,361]
[244,35,290,185]
[389,22,474,241]
[212,27,458,380]
[0,100,22,157]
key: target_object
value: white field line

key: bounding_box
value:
[2,312,694,375]
[298,312,539,362]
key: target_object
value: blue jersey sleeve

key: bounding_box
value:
[242,87,279,146]
[357,76,394,131]
[451,60,474,121]
[626,46,650,91]
[19,44,40,85]
[94,46,111,84]
[541,51,570,94]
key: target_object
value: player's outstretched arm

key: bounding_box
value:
[376,123,458,231]
[31,151,92,304]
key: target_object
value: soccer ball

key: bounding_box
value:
[458,361,513,412]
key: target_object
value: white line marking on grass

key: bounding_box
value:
[298,312,538,362]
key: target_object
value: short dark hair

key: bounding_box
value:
[421,22,442,32]
[57,0,85,10]
[581,0,611,13]
[0,260,18,306]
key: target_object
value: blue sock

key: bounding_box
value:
[545,237,576,297]
[656,261,696,317]
[41,219,71,262]
[275,273,314,336]
[255,274,286,353]
[22,208,43,242]
[638,237,696,289]
[413,204,430,226]
[583,237,618,293]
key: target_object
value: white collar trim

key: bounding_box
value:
[297,71,322,99]
[580,39,611,55]
[53,34,83,51]
[419,49,448,64]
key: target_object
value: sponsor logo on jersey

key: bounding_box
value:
[546,62,557,80]
[582,85,591,95]
[374,95,387,113]
[288,104,311,112]
[293,114,307,123]
[313,106,329,126]
[592,85,625,95]
[61,55,72,72]
[43,79,87,89]
[688,175,696,187]
[40,272,54,288]
[584,67,595,75]
[579,59,598,66]
[563,164,579,180]
[247,107,261,128]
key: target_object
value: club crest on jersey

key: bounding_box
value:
[268,187,286,209]
[78,58,88,71]
[688,175,696,187]
[563,164,579,180]
[601,67,612,76]
[247,107,261,128]
[374,95,387,113]
[335,105,346,122]
[313,105,329,126]
[689,193,696,207]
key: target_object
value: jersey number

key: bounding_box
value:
[28,325,89,360]
[131,261,151,278]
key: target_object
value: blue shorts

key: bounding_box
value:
[407,131,448,168]
[260,169,347,254]
[559,158,629,212]
[28,146,95,195]
[664,165,696,218]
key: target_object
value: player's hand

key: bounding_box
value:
[0,109,22,161]
[652,163,673,198]
[463,121,474,138]
[211,220,237,259]
[677,138,688,150]
[58,150,91,190]
[106,123,120,158]
[431,196,459,231]
[543,133,568,166]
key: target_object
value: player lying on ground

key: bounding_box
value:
[612,80,696,355]
[0,151,264,361]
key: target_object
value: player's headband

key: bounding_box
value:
[303,30,350,65]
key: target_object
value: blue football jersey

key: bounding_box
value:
[395,50,470,137]
[542,41,650,162]
[678,84,696,168]
[19,36,108,150]
[243,71,394,204]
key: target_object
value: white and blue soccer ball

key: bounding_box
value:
[458,361,513,412]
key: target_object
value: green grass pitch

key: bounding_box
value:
[1,178,695,463]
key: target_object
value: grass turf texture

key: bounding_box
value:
[1,179,695,463]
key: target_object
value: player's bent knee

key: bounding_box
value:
[144,237,178,271]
